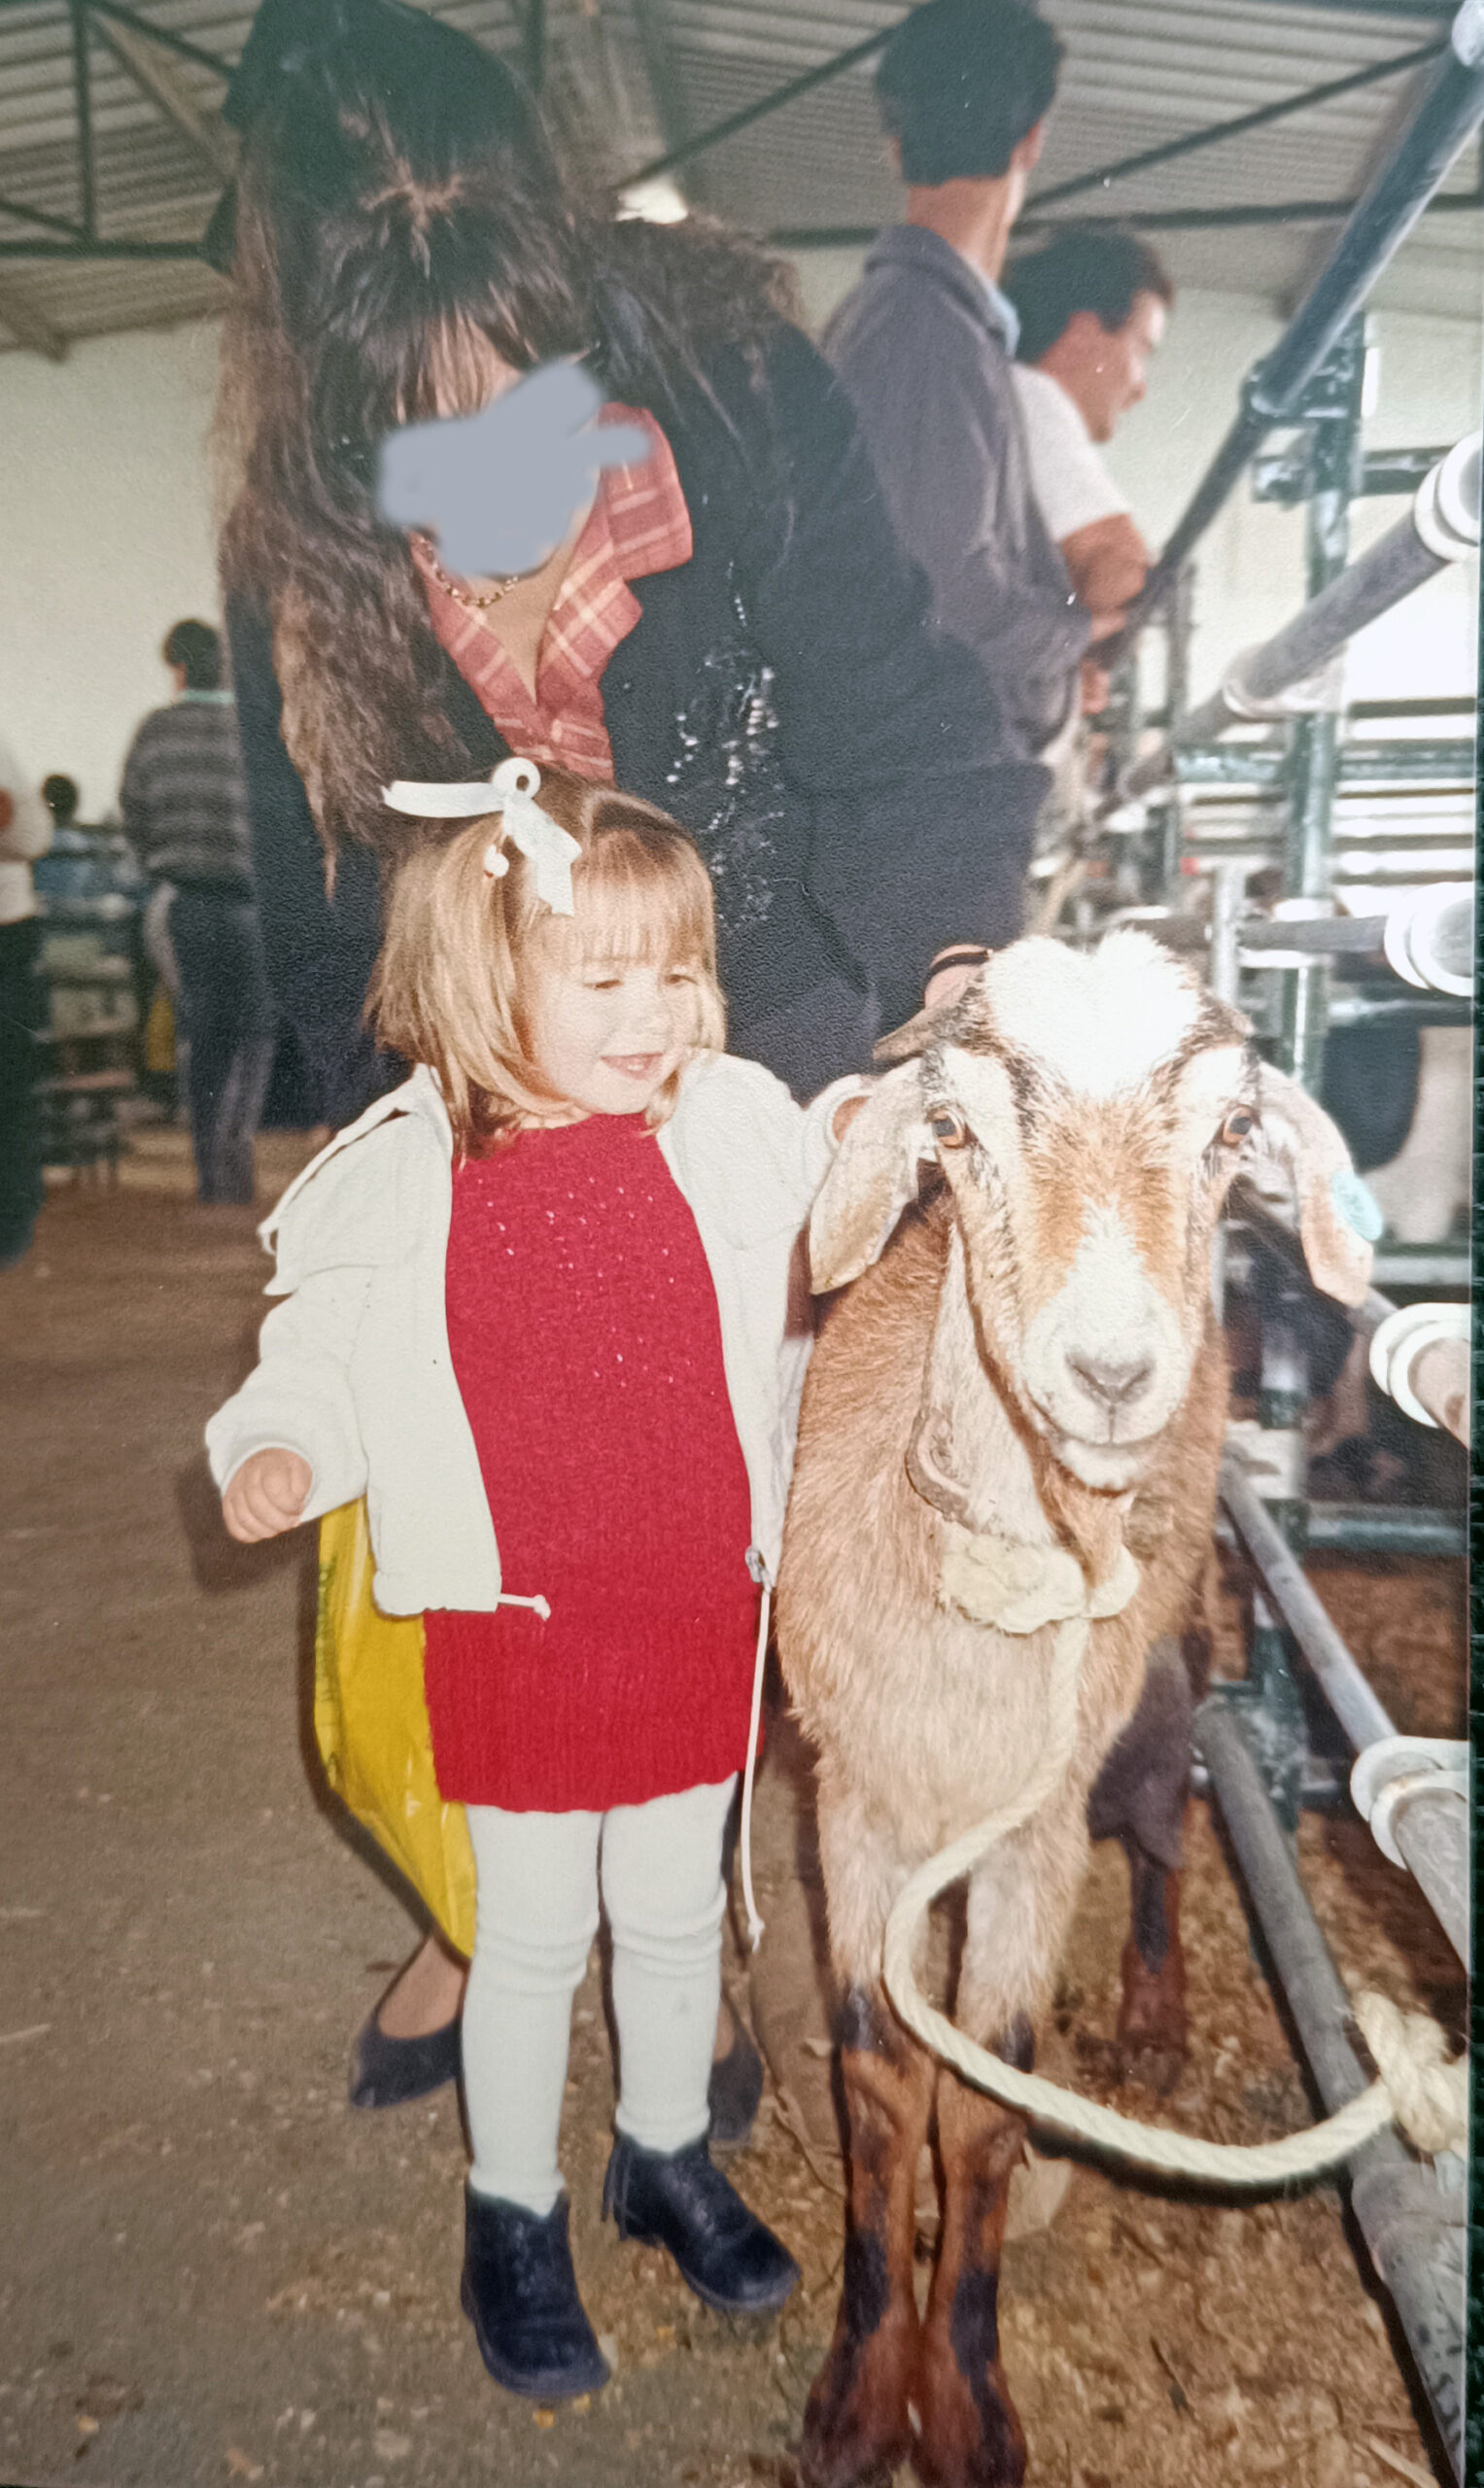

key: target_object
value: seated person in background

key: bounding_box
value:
[1004,225,1173,660]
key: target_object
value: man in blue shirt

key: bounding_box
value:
[825,0,1106,765]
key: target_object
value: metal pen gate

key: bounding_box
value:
[1053,16,1482,2471]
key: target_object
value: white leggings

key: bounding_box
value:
[463,1775,737,2215]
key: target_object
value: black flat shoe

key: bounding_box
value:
[707,2020,765,2149]
[348,2004,461,2109]
[461,2187,609,2402]
[603,2132,799,2315]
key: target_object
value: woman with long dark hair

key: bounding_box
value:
[215,0,1044,2125]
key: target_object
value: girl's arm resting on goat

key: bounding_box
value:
[735,1060,873,1221]
[205,1263,375,1524]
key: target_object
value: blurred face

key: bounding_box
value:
[524,949,703,1118]
[1050,290,1166,443]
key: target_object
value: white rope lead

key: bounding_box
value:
[739,1582,772,1952]
[880,1605,1467,2188]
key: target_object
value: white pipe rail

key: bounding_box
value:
[1122,433,1480,801]
[1233,882,1474,995]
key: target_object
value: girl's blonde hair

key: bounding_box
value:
[369,766,726,1156]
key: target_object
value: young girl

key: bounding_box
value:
[206,758,863,2402]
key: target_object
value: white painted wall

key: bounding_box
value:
[0,284,1478,823]
[1,322,224,821]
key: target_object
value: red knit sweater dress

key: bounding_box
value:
[421,1113,761,1813]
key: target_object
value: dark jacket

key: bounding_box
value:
[824,227,1090,763]
[229,322,1045,1120]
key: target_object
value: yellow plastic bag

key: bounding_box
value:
[144,980,176,1074]
[314,1499,476,1957]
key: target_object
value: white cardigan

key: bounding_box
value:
[206,1054,859,1616]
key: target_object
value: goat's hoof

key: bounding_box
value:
[1116,2037,1185,2097]
[912,2331,1027,2488]
[799,2312,917,2488]
[1116,1932,1188,2090]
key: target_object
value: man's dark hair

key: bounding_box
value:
[1005,226,1174,364]
[876,0,1062,187]
[42,774,80,824]
[162,618,223,691]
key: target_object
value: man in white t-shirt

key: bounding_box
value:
[1005,226,1172,649]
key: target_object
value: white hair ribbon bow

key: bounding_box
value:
[382,755,582,916]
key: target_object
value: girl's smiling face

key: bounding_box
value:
[524,950,704,1119]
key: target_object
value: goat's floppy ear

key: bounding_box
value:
[810,1060,931,1293]
[1255,1064,1378,1308]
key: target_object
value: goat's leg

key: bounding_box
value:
[1116,1849,1187,2091]
[800,1987,934,2488]
[1086,1636,1192,2092]
[914,2040,1029,2488]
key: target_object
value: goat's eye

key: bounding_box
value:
[1220,1108,1257,1147]
[930,1110,970,1150]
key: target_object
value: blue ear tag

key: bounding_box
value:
[1330,1169,1384,1242]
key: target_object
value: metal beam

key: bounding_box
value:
[1136,19,1484,604]
[1243,0,1450,13]
[520,0,544,99]
[770,188,1484,248]
[628,0,709,203]
[91,8,237,181]
[0,193,88,241]
[70,0,95,241]
[0,238,205,259]
[0,278,67,359]
[1029,39,1444,215]
[624,19,896,186]
[621,0,1456,189]
[0,0,235,80]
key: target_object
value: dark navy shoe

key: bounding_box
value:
[348,2004,461,2109]
[603,2132,799,2315]
[707,2020,765,2149]
[461,2187,609,2402]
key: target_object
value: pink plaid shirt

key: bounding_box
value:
[416,404,692,783]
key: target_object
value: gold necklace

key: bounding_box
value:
[414,535,528,611]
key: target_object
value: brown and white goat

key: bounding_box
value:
[776,933,1371,2488]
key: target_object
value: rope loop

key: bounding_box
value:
[1355,1992,1467,2159]
[878,1525,1468,2192]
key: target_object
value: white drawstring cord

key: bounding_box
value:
[739,1577,773,1952]
[497,1591,551,1619]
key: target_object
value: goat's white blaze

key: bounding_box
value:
[1020,1203,1190,1475]
[984,931,1201,1099]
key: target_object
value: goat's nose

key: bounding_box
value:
[1068,1350,1154,1409]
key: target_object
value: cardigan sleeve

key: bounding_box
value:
[678,1052,870,1237]
[204,1264,374,1522]
[715,327,1048,1029]
[204,1107,432,1517]
[226,596,397,1126]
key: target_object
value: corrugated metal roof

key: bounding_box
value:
[0,0,1477,355]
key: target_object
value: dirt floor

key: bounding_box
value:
[0,1132,1467,2488]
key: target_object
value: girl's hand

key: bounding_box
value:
[223,1449,313,1542]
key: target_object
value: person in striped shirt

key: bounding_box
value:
[120,620,276,1206]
